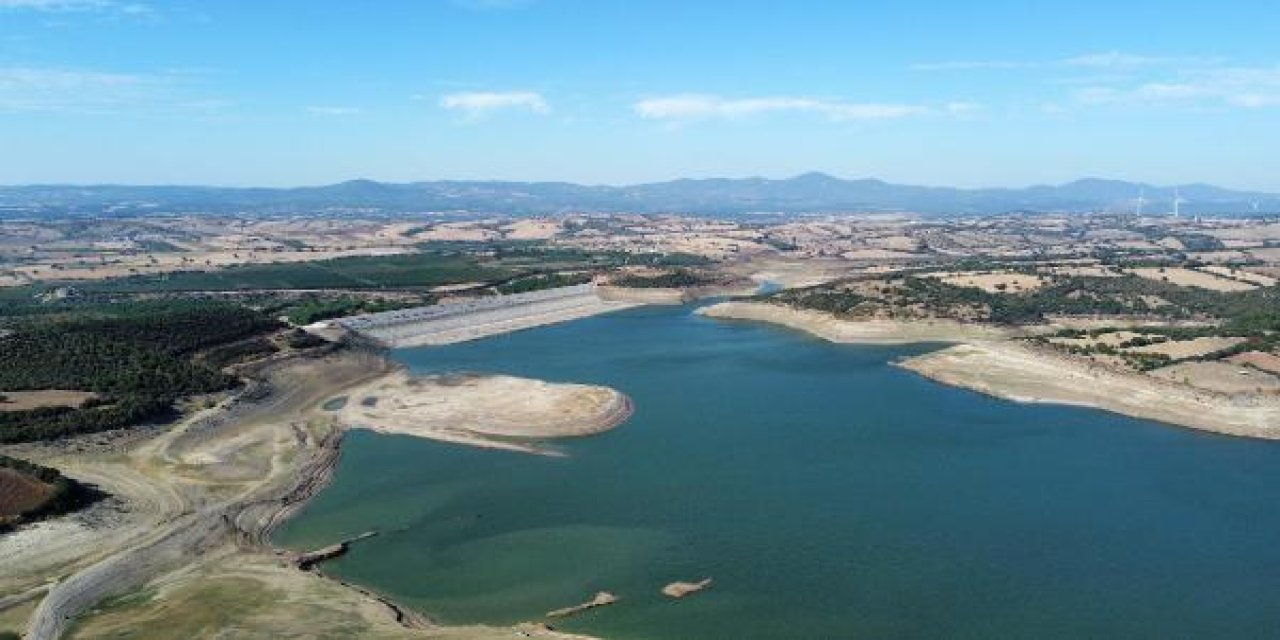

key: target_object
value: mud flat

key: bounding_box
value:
[698,301,1007,344]
[900,342,1280,439]
[336,371,633,454]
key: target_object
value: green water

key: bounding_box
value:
[277,305,1280,639]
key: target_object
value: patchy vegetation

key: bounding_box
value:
[281,296,426,325]
[65,253,514,293]
[495,272,593,294]
[770,272,1279,328]
[0,301,280,442]
[609,269,718,289]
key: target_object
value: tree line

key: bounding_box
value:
[0,301,280,442]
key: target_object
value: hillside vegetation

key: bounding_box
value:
[771,273,1279,328]
[0,301,280,442]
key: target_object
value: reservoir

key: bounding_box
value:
[277,304,1280,638]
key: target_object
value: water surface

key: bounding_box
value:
[278,305,1280,639]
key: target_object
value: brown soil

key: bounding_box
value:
[0,391,98,413]
[0,469,53,519]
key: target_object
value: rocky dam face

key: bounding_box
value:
[332,284,636,348]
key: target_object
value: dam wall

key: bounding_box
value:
[336,284,636,348]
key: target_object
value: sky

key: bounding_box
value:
[2,0,1280,190]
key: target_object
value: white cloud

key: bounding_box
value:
[1072,66,1280,109]
[910,60,1032,71]
[913,51,1221,73]
[1063,51,1220,69]
[0,65,226,114]
[450,0,533,9]
[306,105,361,116]
[633,95,930,121]
[1229,93,1280,108]
[945,101,983,115]
[439,91,548,116]
[0,0,148,13]
[0,66,149,111]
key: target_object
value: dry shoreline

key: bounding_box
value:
[1,348,617,639]
[698,301,1009,344]
[699,301,1280,439]
[336,371,634,455]
[901,342,1280,439]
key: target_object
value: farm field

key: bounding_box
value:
[0,391,97,413]
[1151,361,1280,394]
[926,270,1047,293]
[1129,267,1258,292]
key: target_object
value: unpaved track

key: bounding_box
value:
[23,349,395,640]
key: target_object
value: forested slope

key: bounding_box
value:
[0,301,280,442]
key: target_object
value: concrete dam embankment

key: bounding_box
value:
[335,284,637,348]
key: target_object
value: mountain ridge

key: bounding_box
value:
[0,174,1276,216]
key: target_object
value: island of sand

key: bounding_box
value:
[700,301,1279,439]
[335,371,633,453]
[662,578,713,599]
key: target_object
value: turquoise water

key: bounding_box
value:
[277,305,1280,639]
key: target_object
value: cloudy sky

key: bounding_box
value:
[2,0,1279,189]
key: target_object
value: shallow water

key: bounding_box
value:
[277,305,1280,639]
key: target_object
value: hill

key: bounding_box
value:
[1,174,1276,217]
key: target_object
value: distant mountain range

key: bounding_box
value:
[1,173,1276,217]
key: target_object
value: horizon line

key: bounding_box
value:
[1,173,1276,195]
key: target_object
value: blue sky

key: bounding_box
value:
[2,0,1279,189]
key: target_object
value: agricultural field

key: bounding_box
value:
[1150,361,1280,394]
[1228,351,1280,375]
[0,390,98,413]
[1126,336,1246,359]
[1129,267,1258,292]
[1037,265,1123,278]
[65,253,513,293]
[1048,331,1156,350]
[1200,265,1279,287]
[926,271,1047,293]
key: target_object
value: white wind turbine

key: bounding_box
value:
[1171,188,1186,218]
[1134,188,1147,218]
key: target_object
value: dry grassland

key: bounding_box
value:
[1129,267,1257,292]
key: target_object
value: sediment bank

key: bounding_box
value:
[697,301,1008,344]
[700,301,1279,439]
[335,371,634,454]
[3,347,615,639]
[899,342,1280,439]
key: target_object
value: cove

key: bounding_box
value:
[276,304,1280,639]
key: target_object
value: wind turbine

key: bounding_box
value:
[1251,200,1261,214]
[1171,189,1186,218]
[1134,188,1147,218]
